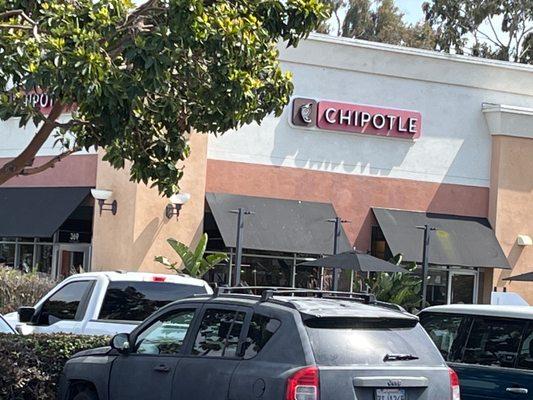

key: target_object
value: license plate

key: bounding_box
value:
[375,388,406,400]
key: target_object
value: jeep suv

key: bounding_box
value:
[59,288,459,400]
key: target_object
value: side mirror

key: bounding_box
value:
[18,307,35,323]
[111,333,131,354]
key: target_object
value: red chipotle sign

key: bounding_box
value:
[291,98,422,139]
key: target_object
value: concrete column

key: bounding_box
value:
[91,133,208,273]
[485,104,533,304]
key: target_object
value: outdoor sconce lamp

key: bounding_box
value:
[517,234,532,246]
[166,192,191,219]
[91,189,118,216]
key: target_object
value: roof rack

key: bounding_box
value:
[213,286,377,305]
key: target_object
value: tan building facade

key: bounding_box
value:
[485,105,533,304]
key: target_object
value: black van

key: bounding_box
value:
[420,304,533,400]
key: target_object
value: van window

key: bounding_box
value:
[243,314,281,359]
[99,281,207,321]
[305,318,443,366]
[419,313,466,361]
[192,309,245,358]
[463,317,526,368]
[517,323,533,370]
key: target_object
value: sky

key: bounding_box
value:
[396,1,426,24]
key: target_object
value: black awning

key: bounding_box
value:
[206,193,351,255]
[372,208,510,269]
[0,187,91,237]
[503,272,533,282]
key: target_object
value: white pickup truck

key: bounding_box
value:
[4,271,212,335]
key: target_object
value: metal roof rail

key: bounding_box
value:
[212,286,378,305]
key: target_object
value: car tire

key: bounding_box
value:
[72,388,98,400]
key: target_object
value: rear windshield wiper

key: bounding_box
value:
[383,353,419,362]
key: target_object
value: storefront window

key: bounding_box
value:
[426,269,449,306]
[295,266,321,289]
[239,256,292,287]
[19,244,34,273]
[0,242,16,268]
[371,226,392,260]
[35,245,53,275]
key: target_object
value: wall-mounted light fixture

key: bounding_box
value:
[166,192,191,219]
[91,189,118,216]
[517,234,532,246]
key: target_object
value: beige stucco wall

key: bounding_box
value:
[91,133,208,273]
[489,135,533,304]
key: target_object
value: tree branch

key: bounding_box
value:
[0,101,64,184]
[0,9,39,37]
[19,147,80,176]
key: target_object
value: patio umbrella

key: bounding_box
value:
[503,272,533,282]
[298,251,407,273]
[298,251,407,292]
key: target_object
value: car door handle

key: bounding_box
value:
[154,364,171,373]
[506,387,528,395]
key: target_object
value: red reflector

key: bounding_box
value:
[286,366,319,400]
[449,367,461,400]
[152,276,166,282]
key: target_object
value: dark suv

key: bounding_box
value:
[59,289,459,400]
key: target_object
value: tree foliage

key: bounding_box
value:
[423,0,533,63]
[320,0,436,50]
[358,255,422,312]
[0,0,329,195]
[155,233,227,278]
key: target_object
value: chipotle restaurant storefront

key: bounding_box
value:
[1,34,533,305]
[203,35,533,305]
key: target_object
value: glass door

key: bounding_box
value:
[54,244,91,279]
[448,270,478,304]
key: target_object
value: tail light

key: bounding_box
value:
[286,366,319,400]
[449,368,461,400]
[152,276,166,282]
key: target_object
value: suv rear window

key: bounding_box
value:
[305,317,443,366]
[99,281,207,321]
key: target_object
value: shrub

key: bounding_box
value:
[0,268,57,314]
[0,333,109,400]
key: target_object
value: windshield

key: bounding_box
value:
[305,318,443,366]
[0,317,14,333]
[99,281,208,321]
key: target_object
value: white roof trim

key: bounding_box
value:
[306,34,533,73]
[279,34,533,96]
[483,103,533,139]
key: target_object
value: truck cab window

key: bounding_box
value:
[38,281,93,325]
